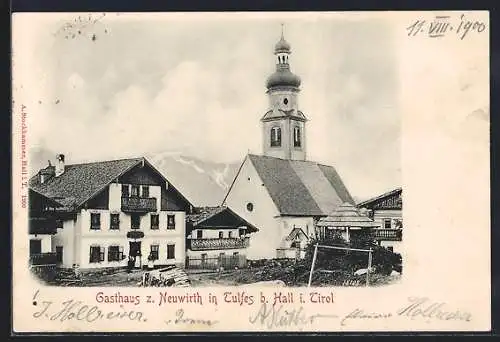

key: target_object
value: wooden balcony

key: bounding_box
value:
[188,237,250,251]
[29,252,57,266]
[374,229,402,241]
[121,197,157,213]
[29,217,58,235]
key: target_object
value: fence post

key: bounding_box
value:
[308,243,319,287]
[366,248,373,287]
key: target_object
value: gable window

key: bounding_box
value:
[108,245,124,261]
[90,213,101,230]
[150,245,159,260]
[110,213,120,230]
[293,126,301,147]
[167,244,175,260]
[89,246,104,263]
[196,230,203,239]
[142,186,150,198]
[131,185,140,197]
[246,203,254,212]
[167,214,176,230]
[270,126,281,147]
[150,214,159,230]
[121,184,129,197]
[131,214,141,230]
[383,219,392,229]
[218,231,223,239]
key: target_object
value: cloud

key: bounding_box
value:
[26,15,402,198]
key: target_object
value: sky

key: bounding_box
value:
[19,13,402,198]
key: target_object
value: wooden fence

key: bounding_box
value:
[185,254,247,270]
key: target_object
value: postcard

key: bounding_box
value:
[12,11,490,333]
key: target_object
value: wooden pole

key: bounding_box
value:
[366,248,373,287]
[308,243,319,287]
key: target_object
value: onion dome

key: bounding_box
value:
[274,36,291,54]
[266,69,301,89]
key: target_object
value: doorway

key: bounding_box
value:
[129,241,142,268]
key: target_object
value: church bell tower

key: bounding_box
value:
[261,25,307,161]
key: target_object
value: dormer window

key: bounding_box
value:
[270,126,281,147]
[293,126,301,147]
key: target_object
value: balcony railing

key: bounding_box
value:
[29,217,58,235]
[121,197,157,213]
[374,229,402,241]
[188,237,250,251]
[29,252,57,266]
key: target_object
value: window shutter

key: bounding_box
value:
[89,246,92,262]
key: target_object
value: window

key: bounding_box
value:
[228,231,233,238]
[384,219,392,229]
[150,214,159,230]
[29,240,41,256]
[121,184,129,197]
[219,252,225,258]
[150,245,159,260]
[131,185,140,197]
[387,246,394,252]
[270,126,281,147]
[90,213,101,230]
[246,202,254,212]
[167,214,176,230]
[291,241,300,248]
[293,126,301,147]
[131,214,140,229]
[196,230,203,239]
[89,246,104,263]
[142,186,149,198]
[108,246,124,262]
[283,98,288,105]
[56,246,63,263]
[239,228,246,237]
[110,213,120,230]
[167,244,175,260]
[219,231,224,239]
[233,252,239,256]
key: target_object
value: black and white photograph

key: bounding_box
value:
[26,15,403,288]
[12,11,490,332]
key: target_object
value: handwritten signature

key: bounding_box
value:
[407,14,487,40]
[165,309,218,327]
[248,302,338,329]
[32,291,147,323]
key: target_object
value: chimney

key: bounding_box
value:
[55,154,65,177]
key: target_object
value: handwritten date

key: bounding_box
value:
[407,14,486,40]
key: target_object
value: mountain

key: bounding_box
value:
[29,148,367,207]
[146,152,241,207]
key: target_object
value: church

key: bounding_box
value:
[222,29,355,260]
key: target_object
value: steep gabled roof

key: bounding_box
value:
[29,157,193,211]
[186,206,258,233]
[357,187,402,210]
[245,154,354,216]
